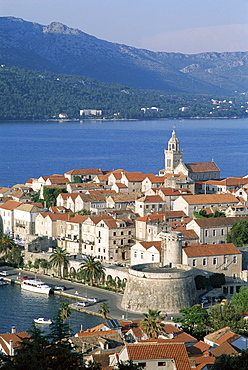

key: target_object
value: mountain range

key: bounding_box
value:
[0,17,247,95]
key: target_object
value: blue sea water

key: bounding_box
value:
[0,283,103,335]
[0,118,248,188]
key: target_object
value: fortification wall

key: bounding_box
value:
[122,263,197,314]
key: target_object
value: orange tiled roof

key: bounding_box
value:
[192,216,248,228]
[65,168,103,175]
[139,241,162,252]
[125,342,191,370]
[210,341,238,357]
[181,193,239,205]
[124,172,152,182]
[0,200,22,210]
[185,161,220,173]
[188,340,211,355]
[183,243,241,257]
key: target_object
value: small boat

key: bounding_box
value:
[0,278,8,286]
[21,279,51,294]
[34,318,53,325]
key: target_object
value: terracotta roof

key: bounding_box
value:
[46,176,69,184]
[188,341,211,355]
[159,188,192,196]
[185,161,220,173]
[144,174,165,183]
[210,341,238,357]
[0,200,22,210]
[139,241,162,252]
[139,195,164,203]
[124,172,152,182]
[125,342,191,370]
[65,168,103,175]
[15,204,43,213]
[180,229,199,240]
[0,331,29,355]
[204,327,231,343]
[68,215,88,224]
[114,183,128,188]
[87,215,113,225]
[205,177,248,186]
[107,193,141,202]
[191,216,248,228]
[181,193,239,205]
[0,187,11,193]
[39,212,72,221]
[215,331,241,345]
[183,243,241,257]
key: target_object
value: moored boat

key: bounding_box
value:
[21,279,51,294]
[34,317,52,325]
[0,278,8,286]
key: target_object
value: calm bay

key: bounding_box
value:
[0,118,248,188]
[0,283,103,335]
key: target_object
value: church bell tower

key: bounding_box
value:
[164,129,183,173]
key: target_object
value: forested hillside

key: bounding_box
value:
[0,65,247,120]
[0,65,245,120]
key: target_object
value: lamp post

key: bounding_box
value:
[126,304,130,320]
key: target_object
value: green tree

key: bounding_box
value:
[39,258,50,274]
[43,187,67,208]
[226,219,248,247]
[141,309,165,339]
[49,247,69,278]
[59,302,71,321]
[195,275,209,290]
[209,273,225,288]
[79,255,105,286]
[114,360,142,370]
[0,234,16,257]
[232,287,248,313]
[209,301,247,333]
[213,349,248,370]
[98,303,110,319]
[173,305,209,339]
[71,175,82,183]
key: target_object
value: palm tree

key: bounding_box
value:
[59,302,71,321]
[49,247,69,278]
[98,303,110,319]
[0,233,15,256]
[79,255,105,286]
[141,309,166,339]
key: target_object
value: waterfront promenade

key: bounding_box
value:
[2,266,143,321]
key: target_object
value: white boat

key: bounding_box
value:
[0,278,8,286]
[34,318,52,325]
[21,279,51,295]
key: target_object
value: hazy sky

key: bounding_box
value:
[1,0,248,54]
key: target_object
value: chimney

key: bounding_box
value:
[11,326,16,334]
[9,340,14,356]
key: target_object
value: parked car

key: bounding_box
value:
[77,301,89,307]
[199,297,209,304]
[53,285,66,291]
[22,275,28,281]
[87,297,99,303]
[0,271,8,276]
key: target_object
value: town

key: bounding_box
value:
[1,129,248,369]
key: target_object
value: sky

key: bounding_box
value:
[1,0,248,54]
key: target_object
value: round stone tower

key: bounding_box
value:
[122,231,197,314]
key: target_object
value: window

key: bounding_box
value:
[203,258,207,266]
[192,259,196,267]
[113,240,116,245]
[128,231,131,235]
[151,254,154,261]
[113,232,116,236]
[224,256,228,264]
[221,229,224,236]
[121,231,124,236]
[141,252,144,259]
[158,362,167,367]
[233,273,237,279]
[138,363,146,369]
[213,229,216,237]
[213,257,217,265]
[233,256,237,264]
[98,231,101,237]
[98,248,100,252]
[134,251,137,258]
[91,246,93,250]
